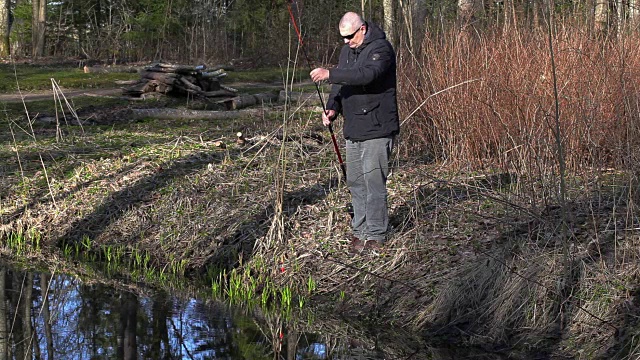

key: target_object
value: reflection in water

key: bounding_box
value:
[0,263,394,359]
[0,262,506,359]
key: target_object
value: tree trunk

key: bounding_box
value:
[32,0,46,57]
[595,0,610,35]
[399,0,414,52]
[504,0,519,36]
[149,293,170,359]
[22,273,33,360]
[0,0,9,57]
[286,326,299,360]
[140,71,178,84]
[11,273,25,360]
[40,274,54,360]
[226,92,279,110]
[130,108,267,120]
[532,0,541,29]
[631,0,640,30]
[413,0,428,50]
[0,269,7,360]
[383,0,396,49]
[457,0,483,42]
[118,292,138,360]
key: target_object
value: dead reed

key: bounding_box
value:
[399,27,640,179]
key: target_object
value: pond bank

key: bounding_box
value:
[1,101,639,359]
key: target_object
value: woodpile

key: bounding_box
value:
[122,63,238,100]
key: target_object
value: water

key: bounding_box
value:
[0,261,509,359]
[0,261,420,359]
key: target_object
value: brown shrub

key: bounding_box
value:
[398,27,640,178]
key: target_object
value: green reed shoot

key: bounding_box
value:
[103,246,112,262]
[307,276,316,294]
[280,286,292,311]
[81,235,92,251]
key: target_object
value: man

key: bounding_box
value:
[310,12,399,252]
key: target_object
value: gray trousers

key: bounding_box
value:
[346,137,394,242]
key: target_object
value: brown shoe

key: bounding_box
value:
[364,240,381,251]
[349,235,365,253]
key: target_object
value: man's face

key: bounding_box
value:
[340,24,365,48]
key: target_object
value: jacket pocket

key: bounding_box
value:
[354,101,381,126]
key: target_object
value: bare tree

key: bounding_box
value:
[616,0,640,32]
[0,269,7,360]
[22,273,33,360]
[394,0,429,53]
[40,274,54,360]
[0,0,9,57]
[631,0,640,29]
[399,0,415,53]
[32,0,46,57]
[383,0,396,49]
[457,0,484,42]
[595,0,611,35]
[413,0,428,46]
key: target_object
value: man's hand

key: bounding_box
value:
[310,68,330,82]
[322,109,336,126]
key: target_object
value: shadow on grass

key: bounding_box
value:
[597,290,640,359]
[4,162,139,225]
[418,195,627,358]
[389,172,519,233]
[53,138,339,276]
[54,149,230,247]
[195,177,340,274]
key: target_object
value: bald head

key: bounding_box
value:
[339,12,364,33]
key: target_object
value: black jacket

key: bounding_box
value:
[326,22,399,141]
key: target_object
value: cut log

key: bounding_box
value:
[201,69,226,78]
[130,108,266,120]
[204,89,238,97]
[122,81,148,96]
[142,80,161,93]
[114,79,141,86]
[84,65,142,74]
[145,63,204,74]
[182,75,198,84]
[156,82,173,93]
[202,79,221,91]
[208,64,234,71]
[179,77,202,92]
[141,71,178,84]
[221,85,238,93]
[224,92,279,110]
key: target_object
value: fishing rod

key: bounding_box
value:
[286,0,347,183]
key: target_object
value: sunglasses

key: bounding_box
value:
[342,27,361,40]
